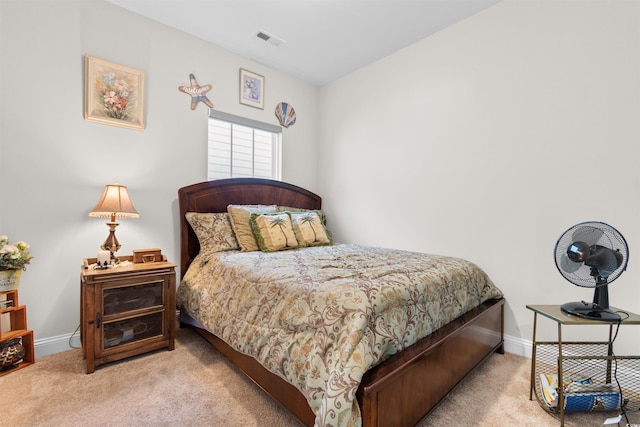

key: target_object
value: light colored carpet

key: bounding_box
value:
[1,327,638,426]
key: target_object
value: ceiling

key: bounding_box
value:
[106,0,500,86]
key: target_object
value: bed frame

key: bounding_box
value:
[178,178,505,427]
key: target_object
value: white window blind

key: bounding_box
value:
[207,110,282,180]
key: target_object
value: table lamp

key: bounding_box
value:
[89,184,139,261]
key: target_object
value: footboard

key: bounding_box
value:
[358,298,505,426]
[183,298,504,427]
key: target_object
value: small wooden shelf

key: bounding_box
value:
[1,329,31,341]
[0,289,35,376]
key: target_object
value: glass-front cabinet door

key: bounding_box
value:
[98,279,166,352]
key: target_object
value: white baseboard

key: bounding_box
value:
[34,330,533,360]
[503,333,532,358]
[34,332,81,358]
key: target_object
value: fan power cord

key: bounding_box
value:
[610,312,632,426]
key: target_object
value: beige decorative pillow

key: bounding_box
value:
[250,212,299,252]
[277,206,325,222]
[227,204,277,251]
[186,212,239,260]
[289,210,332,247]
[277,205,316,213]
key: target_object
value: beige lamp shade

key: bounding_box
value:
[89,184,139,219]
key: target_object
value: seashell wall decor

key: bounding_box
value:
[275,102,296,128]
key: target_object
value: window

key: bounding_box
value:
[207,110,282,180]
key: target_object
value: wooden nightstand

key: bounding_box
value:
[80,255,176,373]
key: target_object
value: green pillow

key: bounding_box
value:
[289,210,332,247]
[250,212,299,252]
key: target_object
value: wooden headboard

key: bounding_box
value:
[178,178,322,278]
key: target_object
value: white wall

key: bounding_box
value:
[319,0,640,356]
[0,0,319,355]
[3,0,639,359]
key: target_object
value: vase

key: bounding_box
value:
[0,338,25,370]
[0,269,22,292]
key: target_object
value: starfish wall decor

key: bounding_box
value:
[178,74,213,110]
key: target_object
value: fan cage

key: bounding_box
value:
[554,221,628,289]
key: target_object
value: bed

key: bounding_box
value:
[177,178,505,427]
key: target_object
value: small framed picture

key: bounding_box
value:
[84,55,145,130]
[239,68,264,109]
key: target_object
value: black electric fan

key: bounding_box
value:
[554,221,628,322]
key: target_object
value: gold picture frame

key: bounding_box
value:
[239,68,264,109]
[84,55,145,130]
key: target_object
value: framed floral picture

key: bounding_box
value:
[239,68,264,109]
[84,55,145,130]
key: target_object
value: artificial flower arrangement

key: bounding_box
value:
[0,235,32,271]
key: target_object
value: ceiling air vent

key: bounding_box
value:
[256,30,285,47]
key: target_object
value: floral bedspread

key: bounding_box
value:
[177,244,503,427]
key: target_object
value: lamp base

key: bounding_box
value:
[101,221,122,261]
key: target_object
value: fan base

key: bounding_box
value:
[561,301,621,322]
